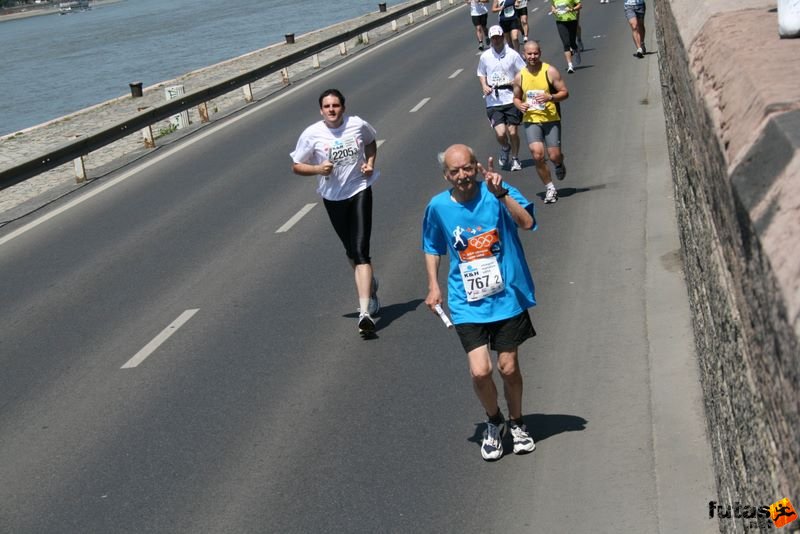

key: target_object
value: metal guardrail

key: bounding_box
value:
[0,0,454,191]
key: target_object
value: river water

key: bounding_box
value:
[0,0,400,136]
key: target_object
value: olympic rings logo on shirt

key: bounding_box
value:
[469,235,496,249]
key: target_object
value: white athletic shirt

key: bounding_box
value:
[477,45,526,108]
[291,115,379,201]
[516,0,528,9]
[469,0,488,16]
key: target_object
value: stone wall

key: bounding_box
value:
[654,0,799,531]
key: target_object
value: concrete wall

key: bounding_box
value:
[654,0,799,530]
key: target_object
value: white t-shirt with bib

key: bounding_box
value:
[291,115,379,201]
[469,0,488,16]
[477,45,526,108]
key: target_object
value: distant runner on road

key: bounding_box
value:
[624,0,647,58]
[478,26,526,172]
[290,89,380,337]
[422,144,538,461]
[467,0,490,50]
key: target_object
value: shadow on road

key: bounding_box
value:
[535,183,606,201]
[343,298,425,339]
[467,413,588,447]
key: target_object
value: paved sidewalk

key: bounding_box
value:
[0,1,459,225]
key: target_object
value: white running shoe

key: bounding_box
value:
[567,63,574,74]
[481,419,506,461]
[544,187,558,204]
[509,422,536,454]
[510,158,522,171]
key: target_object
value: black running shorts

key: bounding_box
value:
[455,310,536,353]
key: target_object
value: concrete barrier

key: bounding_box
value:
[655,0,799,530]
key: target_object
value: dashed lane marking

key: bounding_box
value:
[276,203,317,233]
[121,309,199,369]
[410,98,430,113]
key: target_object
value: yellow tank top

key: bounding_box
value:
[520,63,560,123]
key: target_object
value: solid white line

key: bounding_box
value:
[0,6,463,249]
[376,139,385,148]
[409,98,430,113]
[449,69,463,79]
[121,309,199,369]
[275,202,317,233]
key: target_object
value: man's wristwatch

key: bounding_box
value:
[495,188,510,198]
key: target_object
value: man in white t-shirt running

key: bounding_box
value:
[467,0,490,50]
[291,89,381,337]
[478,25,526,172]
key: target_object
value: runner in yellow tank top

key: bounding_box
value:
[519,63,561,124]
[512,40,569,204]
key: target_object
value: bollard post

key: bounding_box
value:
[129,81,143,98]
[141,125,155,149]
[408,13,414,24]
[392,20,397,31]
[378,2,386,11]
[312,53,320,68]
[423,6,428,16]
[284,33,295,44]
[436,1,441,10]
[339,42,347,55]
[281,68,290,85]
[73,156,86,183]
[361,32,369,44]
[197,102,210,123]
[243,83,254,103]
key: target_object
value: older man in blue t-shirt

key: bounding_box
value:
[422,143,539,462]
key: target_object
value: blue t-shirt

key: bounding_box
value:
[422,181,537,324]
[497,0,518,21]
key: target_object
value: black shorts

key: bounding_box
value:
[471,14,488,27]
[455,310,536,353]
[499,18,520,33]
[486,103,522,127]
[515,6,528,17]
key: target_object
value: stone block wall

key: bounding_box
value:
[654,1,799,531]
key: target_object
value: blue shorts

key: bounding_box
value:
[625,4,645,20]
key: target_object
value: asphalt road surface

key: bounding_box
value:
[0,3,717,533]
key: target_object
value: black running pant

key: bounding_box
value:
[556,20,579,52]
[323,187,373,265]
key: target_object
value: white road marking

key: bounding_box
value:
[449,69,463,79]
[0,6,463,248]
[275,203,317,233]
[121,309,199,369]
[409,98,430,113]
[376,139,385,148]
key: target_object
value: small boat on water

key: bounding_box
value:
[59,0,91,14]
